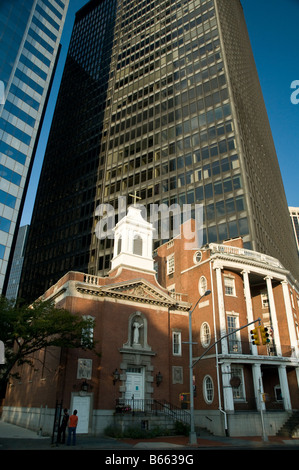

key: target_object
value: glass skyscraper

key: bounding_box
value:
[19,0,299,302]
[0,0,69,294]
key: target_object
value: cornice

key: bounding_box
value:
[75,279,191,312]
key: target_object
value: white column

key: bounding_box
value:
[242,270,258,355]
[221,363,234,411]
[278,365,292,411]
[265,276,282,356]
[215,264,228,354]
[252,364,265,410]
[281,280,299,357]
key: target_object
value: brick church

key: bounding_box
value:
[2,206,299,437]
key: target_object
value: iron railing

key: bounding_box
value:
[115,398,190,426]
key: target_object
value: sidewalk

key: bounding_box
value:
[0,419,298,450]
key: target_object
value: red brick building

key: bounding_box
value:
[3,209,299,437]
[156,220,299,436]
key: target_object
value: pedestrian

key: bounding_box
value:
[57,408,69,444]
[67,410,78,446]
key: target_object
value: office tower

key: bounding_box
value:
[6,224,29,300]
[289,207,299,252]
[19,0,299,302]
[0,0,69,294]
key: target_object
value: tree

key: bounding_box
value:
[0,296,97,394]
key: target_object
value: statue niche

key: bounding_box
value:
[121,311,153,355]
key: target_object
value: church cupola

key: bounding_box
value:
[110,205,155,274]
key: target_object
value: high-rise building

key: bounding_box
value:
[0,0,69,294]
[6,224,29,300]
[19,0,299,302]
[289,207,299,252]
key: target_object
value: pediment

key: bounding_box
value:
[76,278,189,310]
[102,279,176,305]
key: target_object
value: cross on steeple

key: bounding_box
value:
[129,191,141,205]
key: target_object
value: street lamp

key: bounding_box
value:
[188,289,211,445]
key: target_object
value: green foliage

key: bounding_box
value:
[0,296,97,391]
[174,420,190,436]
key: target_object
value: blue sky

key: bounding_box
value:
[20,0,299,225]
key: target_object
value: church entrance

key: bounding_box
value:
[125,367,145,410]
[72,395,91,433]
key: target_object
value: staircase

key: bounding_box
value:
[114,398,190,433]
[153,400,191,427]
[277,411,299,437]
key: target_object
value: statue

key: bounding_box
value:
[132,320,143,345]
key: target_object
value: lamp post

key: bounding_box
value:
[188,289,211,445]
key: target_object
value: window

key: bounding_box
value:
[172,331,182,356]
[133,235,142,256]
[274,384,282,402]
[0,245,5,259]
[200,322,211,348]
[224,276,235,296]
[194,251,202,264]
[203,375,214,404]
[167,254,175,275]
[227,313,241,353]
[231,366,245,401]
[261,290,269,308]
[198,276,207,295]
[0,216,11,233]
[81,315,94,348]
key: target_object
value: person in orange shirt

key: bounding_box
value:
[67,410,78,446]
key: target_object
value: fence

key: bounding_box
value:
[115,398,190,426]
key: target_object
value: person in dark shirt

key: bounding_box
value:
[58,408,69,444]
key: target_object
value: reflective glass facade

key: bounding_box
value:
[19,0,299,302]
[0,0,69,294]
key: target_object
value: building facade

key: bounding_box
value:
[3,210,299,437]
[19,0,299,304]
[156,221,299,435]
[5,224,29,300]
[0,0,69,295]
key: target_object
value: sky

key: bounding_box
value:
[20,0,299,226]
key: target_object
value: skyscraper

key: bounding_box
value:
[5,224,29,300]
[19,0,299,302]
[0,0,69,295]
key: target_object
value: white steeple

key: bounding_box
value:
[110,205,155,274]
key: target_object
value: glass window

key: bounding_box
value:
[0,164,22,186]
[218,222,228,240]
[173,331,182,356]
[200,322,211,348]
[167,254,175,275]
[239,217,249,235]
[224,276,235,296]
[228,220,238,238]
[0,118,31,145]
[0,190,17,209]
[199,276,208,296]
[0,216,11,233]
[227,314,241,353]
[10,84,40,110]
[15,69,44,95]
[0,244,5,259]
[231,366,245,401]
[203,375,214,404]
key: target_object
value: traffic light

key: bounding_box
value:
[250,327,260,345]
[260,326,270,345]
